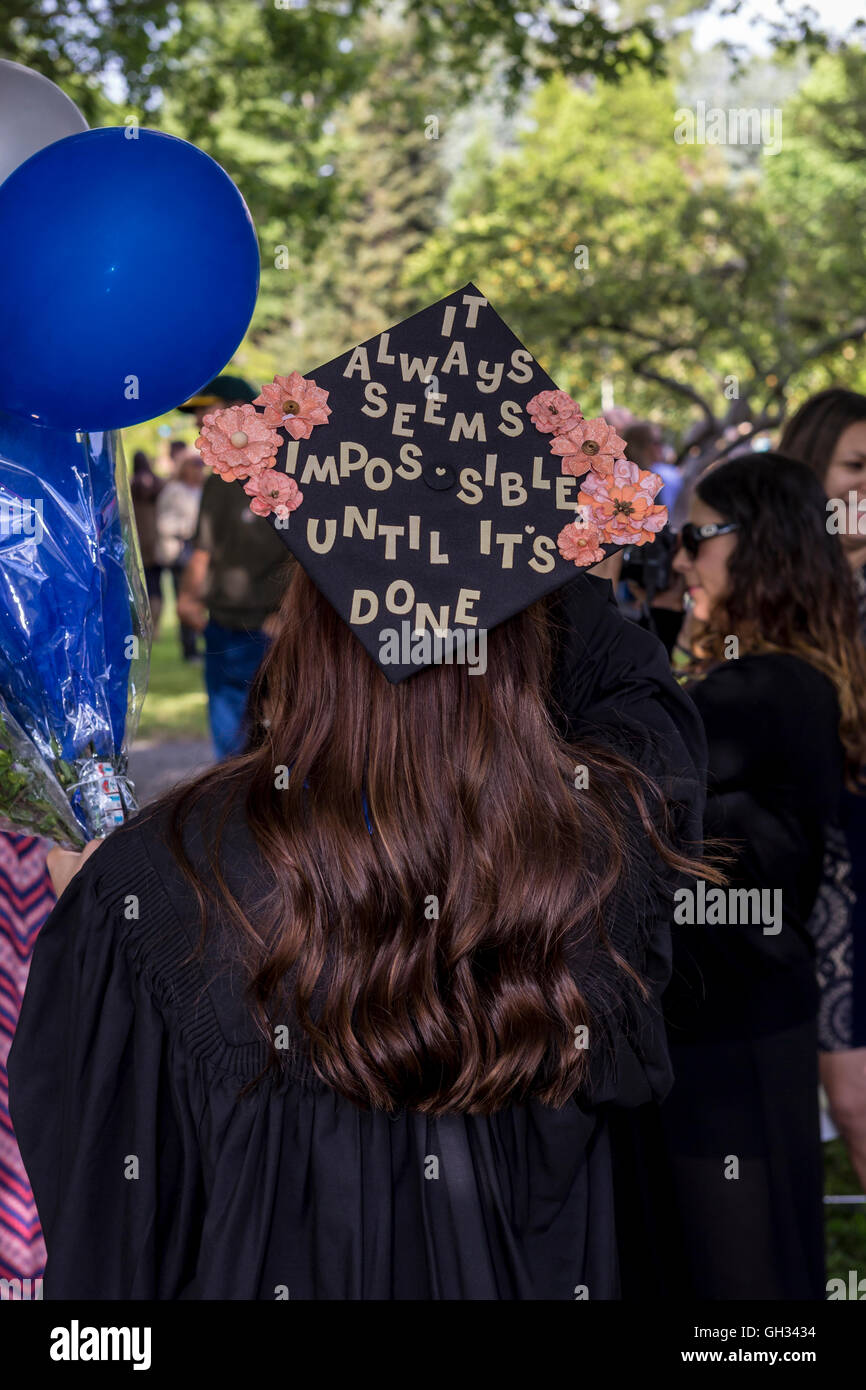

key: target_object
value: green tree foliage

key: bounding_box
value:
[259,27,453,368]
[408,52,866,452]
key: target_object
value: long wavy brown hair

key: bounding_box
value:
[693,452,866,786]
[165,565,702,1115]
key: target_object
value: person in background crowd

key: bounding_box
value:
[623,421,683,517]
[130,450,165,638]
[155,450,205,662]
[168,438,188,474]
[654,453,866,1297]
[175,375,294,758]
[779,388,866,1190]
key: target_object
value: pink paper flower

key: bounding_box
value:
[196,405,281,481]
[578,468,668,547]
[243,468,304,519]
[557,517,605,567]
[551,417,628,477]
[527,389,583,435]
[254,371,331,440]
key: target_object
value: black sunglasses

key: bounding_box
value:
[677,521,739,558]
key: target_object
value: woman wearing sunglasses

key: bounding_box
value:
[655,451,866,1298]
[780,389,866,1193]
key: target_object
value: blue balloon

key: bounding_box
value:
[0,127,260,431]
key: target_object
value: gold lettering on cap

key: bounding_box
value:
[462,293,488,327]
[441,304,456,337]
[299,453,339,486]
[479,519,492,554]
[340,442,368,476]
[365,458,392,491]
[457,469,483,505]
[498,400,524,436]
[449,411,486,443]
[377,332,395,365]
[455,589,481,625]
[495,533,523,567]
[307,518,337,553]
[507,349,534,383]
[283,440,300,475]
[351,589,378,623]
[343,507,377,540]
[399,353,439,383]
[424,392,447,425]
[408,515,421,549]
[476,361,503,393]
[414,602,451,634]
[555,476,578,509]
[396,443,423,479]
[532,455,551,490]
[362,382,387,417]
[500,473,527,506]
[430,531,449,564]
[392,403,416,437]
[386,580,414,615]
[441,341,468,375]
[484,454,498,487]
[344,345,371,380]
[529,535,557,573]
[378,523,405,559]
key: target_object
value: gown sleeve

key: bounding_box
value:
[7,832,206,1298]
[548,575,708,1110]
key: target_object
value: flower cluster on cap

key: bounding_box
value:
[194,371,332,519]
[527,389,668,566]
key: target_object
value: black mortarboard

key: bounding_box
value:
[195,284,668,681]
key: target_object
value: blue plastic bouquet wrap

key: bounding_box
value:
[0,407,150,847]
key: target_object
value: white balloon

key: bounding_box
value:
[0,59,88,188]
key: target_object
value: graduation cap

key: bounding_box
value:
[195,284,668,682]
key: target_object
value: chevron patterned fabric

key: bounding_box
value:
[0,832,55,1286]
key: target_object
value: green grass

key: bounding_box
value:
[824,1138,866,1282]
[136,582,209,742]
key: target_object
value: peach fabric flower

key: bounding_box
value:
[551,417,628,477]
[527,389,583,435]
[243,468,304,520]
[195,405,281,481]
[578,466,668,546]
[254,371,331,440]
[557,517,605,567]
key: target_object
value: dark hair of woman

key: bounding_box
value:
[694,451,866,785]
[778,387,866,479]
[164,564,705,1117]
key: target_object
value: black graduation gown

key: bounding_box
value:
[657,653,845,1300]
[8,575,706,1300]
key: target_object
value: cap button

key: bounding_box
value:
[423,464,456,490]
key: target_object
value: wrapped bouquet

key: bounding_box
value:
[0,408,150,847]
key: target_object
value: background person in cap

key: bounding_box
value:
[154,448,205,662]
[175,374,294,756]
[10,288,708,1300]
